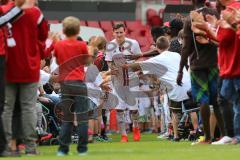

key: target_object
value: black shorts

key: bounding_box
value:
[182,98,200,113]
[168,100,182,113]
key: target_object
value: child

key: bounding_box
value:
[122,36,191,141]
[54,16,89,156]
[0,0,25,156]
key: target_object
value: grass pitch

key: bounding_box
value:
[3,134,240,160]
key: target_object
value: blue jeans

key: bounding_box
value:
[221,78,240,141]
[58,81,89,154]
[44,94,61,105]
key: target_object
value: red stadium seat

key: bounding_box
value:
[137,36,151,52]
[87,21,100,28]
[130,26,149,37]
[127,33,137,39]
[104,31,113,41]
[129,31,141,39]
[100,21,113,32]
[125,20,142,32]
[80,20,86,26]
[136,37,150,48]
[112,21,125,26]
[141,46,151,52]
[48,20,59,24]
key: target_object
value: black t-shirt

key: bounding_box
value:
[180,7,219,71]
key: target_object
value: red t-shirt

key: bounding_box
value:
[5,5,48,83]
[217,1,240,78]
[54,39,89,81]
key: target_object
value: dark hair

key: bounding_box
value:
[151,26,165,43]
[192,0,206,8]
[169,18,183,38]
[216,0,226,14]
[77,36,83,41]
[197,0,206,3]
[162,26,171,36]
[156,36,170,50]
[112,23,126,31]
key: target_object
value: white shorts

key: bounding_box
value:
[112,84,139,110]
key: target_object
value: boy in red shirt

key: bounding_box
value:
[2,0,48,155]
[54,16,90,156]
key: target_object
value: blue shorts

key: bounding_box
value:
[190,68,218,106]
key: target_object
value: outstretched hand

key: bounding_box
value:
[176,72,183,86]
[124,54,141,60]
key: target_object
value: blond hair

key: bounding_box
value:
[91,36,107,50]
[62,16,80,37]
[87,46,98,57]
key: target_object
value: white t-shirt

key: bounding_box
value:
[38,70,51,96]
[39,70,51,86]
[105,38,142,82]
[105,37,142,63]
[140,51,191,102]
[84,65,104,106]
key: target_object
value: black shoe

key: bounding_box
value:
[172,137,181,142]
[26,150,39,156]
[167,134,174,140]
[188,129,203,141]
[101,135,110,141]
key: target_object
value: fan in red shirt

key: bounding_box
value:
[5,1,48,82]
[0,0,25,157]
[1,0,48,155]
[54,38,88,81]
